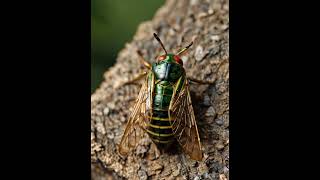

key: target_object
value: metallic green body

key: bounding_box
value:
[146,54,186,149]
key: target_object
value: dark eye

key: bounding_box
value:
[174,55,183,65]
[158,55,166,61]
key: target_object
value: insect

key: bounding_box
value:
[118,33,213,161]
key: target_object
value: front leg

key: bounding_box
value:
[122,71,148,86]
[120,50,151,87]
[137,50,151,69]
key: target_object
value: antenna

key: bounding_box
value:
[153,33,167,55]
[177,41,193,55]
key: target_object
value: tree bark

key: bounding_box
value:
[91,0,229,179]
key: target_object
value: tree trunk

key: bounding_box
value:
[91,0,229,179]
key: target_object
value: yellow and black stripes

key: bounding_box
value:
[148,123,172,129]
[147,79,178,148]
[146,110,174,146]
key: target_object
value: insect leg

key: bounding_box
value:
[137,50,151,69]
[122,71,148,86]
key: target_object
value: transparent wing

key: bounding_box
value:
[169,77,203,161]
[118,72,154,155]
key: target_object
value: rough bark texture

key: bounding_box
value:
[91,0,229,179]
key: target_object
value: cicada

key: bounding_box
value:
[119,33,211,161]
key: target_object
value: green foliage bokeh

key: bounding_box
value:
[91,0,164,93]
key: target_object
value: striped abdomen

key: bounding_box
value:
[146,81,174,148]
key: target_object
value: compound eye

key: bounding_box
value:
[174,55,183,65]
[158,55,166,61]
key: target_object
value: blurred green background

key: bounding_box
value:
[91,0,165,93]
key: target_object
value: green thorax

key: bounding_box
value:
[151,54,184,83]
[151,54,185,110]
[153,81,173,110]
